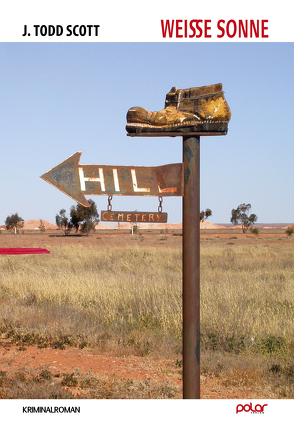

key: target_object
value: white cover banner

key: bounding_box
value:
[0,0,292,42]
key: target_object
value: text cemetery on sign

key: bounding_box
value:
[100,211,168,223]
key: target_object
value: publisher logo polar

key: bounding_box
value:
[236,403,268,414]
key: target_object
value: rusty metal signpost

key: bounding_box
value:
[41,83,230,399]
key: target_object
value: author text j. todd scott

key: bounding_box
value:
[22,24,100,37]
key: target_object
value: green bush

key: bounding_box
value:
[250,227,259,235]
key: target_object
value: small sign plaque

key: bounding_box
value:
[100,211,168,223]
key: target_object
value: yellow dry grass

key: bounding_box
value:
[0,238,294,386]
[1,236,294,398]
[201,243,294,345]
[1,241,294,347]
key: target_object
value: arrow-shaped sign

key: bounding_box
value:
[40,152,183,207]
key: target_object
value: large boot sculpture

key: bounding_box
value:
[126,83,231,135]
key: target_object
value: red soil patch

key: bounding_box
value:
[0,341,263,399]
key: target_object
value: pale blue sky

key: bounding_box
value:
[1,42,293,225]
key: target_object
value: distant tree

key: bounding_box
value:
[285,227,294,237]
[55,209,73,235]
[5,213,24,233]
[230,203,258,233]
[56,200,99,236]
[200,208,212,222]
[250,227,259,235]
[38,219,46,233]
[70,199,99,235]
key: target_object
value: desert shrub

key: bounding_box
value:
[250,227,259,235]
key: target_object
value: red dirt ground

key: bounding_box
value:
[0,340,264,399]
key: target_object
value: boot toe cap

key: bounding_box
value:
[127,107,151,124]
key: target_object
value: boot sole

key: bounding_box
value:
[126,120,229,136]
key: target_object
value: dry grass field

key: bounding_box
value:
[1,226,294,398]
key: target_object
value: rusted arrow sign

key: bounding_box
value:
[40,152,183,207]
